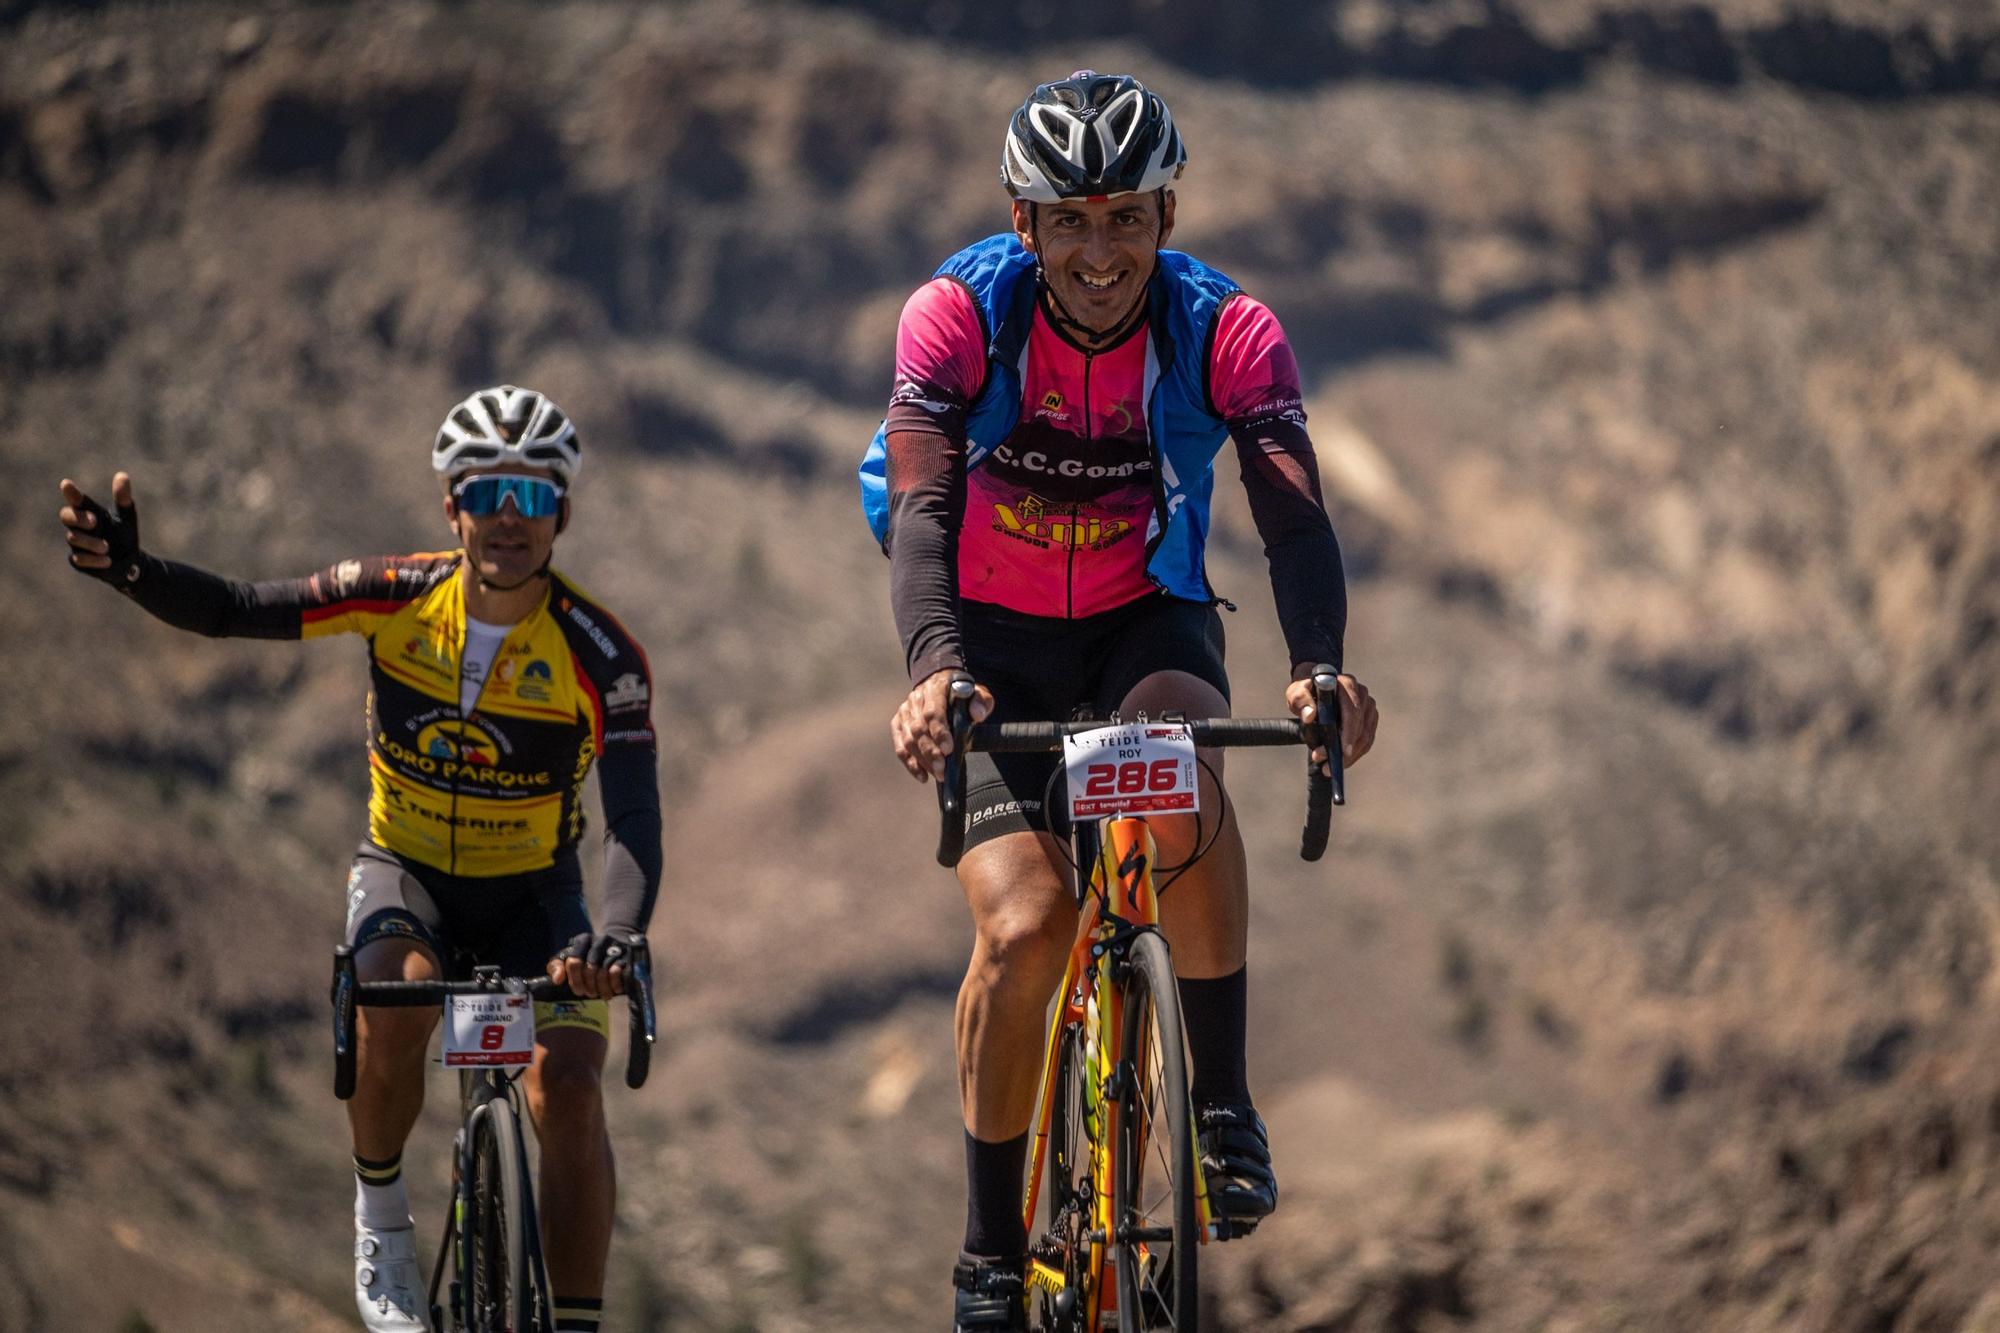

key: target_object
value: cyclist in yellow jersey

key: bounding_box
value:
[59,386,657,1333]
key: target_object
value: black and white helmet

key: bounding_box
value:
[431,385,582,482]
[1001,71,1186,204]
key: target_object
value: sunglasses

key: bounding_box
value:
[452,474,565,519]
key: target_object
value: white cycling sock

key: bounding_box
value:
[355,1154,412,1230]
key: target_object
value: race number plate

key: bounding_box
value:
[1063,723,1201,820]
[442,993,536,1068]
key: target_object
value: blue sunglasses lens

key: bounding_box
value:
[454,476,564,518]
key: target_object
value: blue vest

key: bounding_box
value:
[858,233,1241,603]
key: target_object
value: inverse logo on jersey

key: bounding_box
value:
[605,672,648,710]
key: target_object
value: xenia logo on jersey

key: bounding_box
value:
[991,496,1135,551]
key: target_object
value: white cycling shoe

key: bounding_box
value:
[354,1218,430,1332]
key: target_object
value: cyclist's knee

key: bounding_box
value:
[1119,669,1228,724]
[352,939,441,1059]
[355,935,441,984]
[529,1043,606,1127]
[970,903,1072,996]
[357,1007,436,1068]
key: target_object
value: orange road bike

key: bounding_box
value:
[936,671,1343,1332]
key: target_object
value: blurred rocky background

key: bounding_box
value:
[3,0,1998,1328]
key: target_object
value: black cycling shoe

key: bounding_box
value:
[952,1254,1027,1332]
[1197,1101,1278,1230]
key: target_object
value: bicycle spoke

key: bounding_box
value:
[1114,932,1198,1332]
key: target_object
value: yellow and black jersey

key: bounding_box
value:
[295,552,654,876]
[121,549,660,900]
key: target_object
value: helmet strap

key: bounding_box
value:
[1027,199,1159,349]
[475,555,552,594]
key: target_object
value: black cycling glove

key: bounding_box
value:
[561,927,647,974]
[65,489,144,588]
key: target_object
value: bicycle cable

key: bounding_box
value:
[1153,754,1225,895]
[1042,752,1227,899]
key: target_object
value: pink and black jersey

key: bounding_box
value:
[883,279,1344,684]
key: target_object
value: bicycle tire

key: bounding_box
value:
[464,1099,531,1331]
[1029,1019,1091,1332]
[1112,931,1198,1332]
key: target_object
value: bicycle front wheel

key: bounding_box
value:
[464,1098,531,1331]
[1028,1018,1091,1331]
[1112,930,1198,1332]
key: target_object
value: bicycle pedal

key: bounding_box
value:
[1210,1215,1259,1241]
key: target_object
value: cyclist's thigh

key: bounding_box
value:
[345,841,446,984]
[958,828,1079,953]
[492,858,610,1042]
[1092,596,1230,719]
[958,672,1063,857]
[1102,604,1240,861]
[960,603,1095,854]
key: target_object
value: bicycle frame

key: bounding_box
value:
[1021,813,1216,1328]
[331,950,656,1333]
[437,1066,552,1330]
[937,683,1345,1329]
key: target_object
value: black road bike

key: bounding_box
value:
[331,948,656,1332]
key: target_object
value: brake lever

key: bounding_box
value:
[935,676,976,867]
[1312,669,1346,807]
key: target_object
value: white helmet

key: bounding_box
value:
[432,385,582,482]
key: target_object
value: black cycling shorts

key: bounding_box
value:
[959,593,1228,852]
[343,840,609,1036]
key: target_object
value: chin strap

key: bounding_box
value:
[1027,198,1159,348]
[475,555,552,594]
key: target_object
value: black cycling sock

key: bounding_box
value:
[1180,966,1252,1107]
[353,1151,402,1188]
[553,1296,602,1331]
[963,1128,1030,1260]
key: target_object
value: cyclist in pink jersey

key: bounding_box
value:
[874,72,1381,1331]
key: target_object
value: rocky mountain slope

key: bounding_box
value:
[3,1,1997,1328]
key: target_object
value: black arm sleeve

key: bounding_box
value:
[885,418,970,685]
[594,743,662,936]
[120,554,310,640]
[1230,417,1347,675]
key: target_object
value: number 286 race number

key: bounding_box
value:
[1062,723,1201,819]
